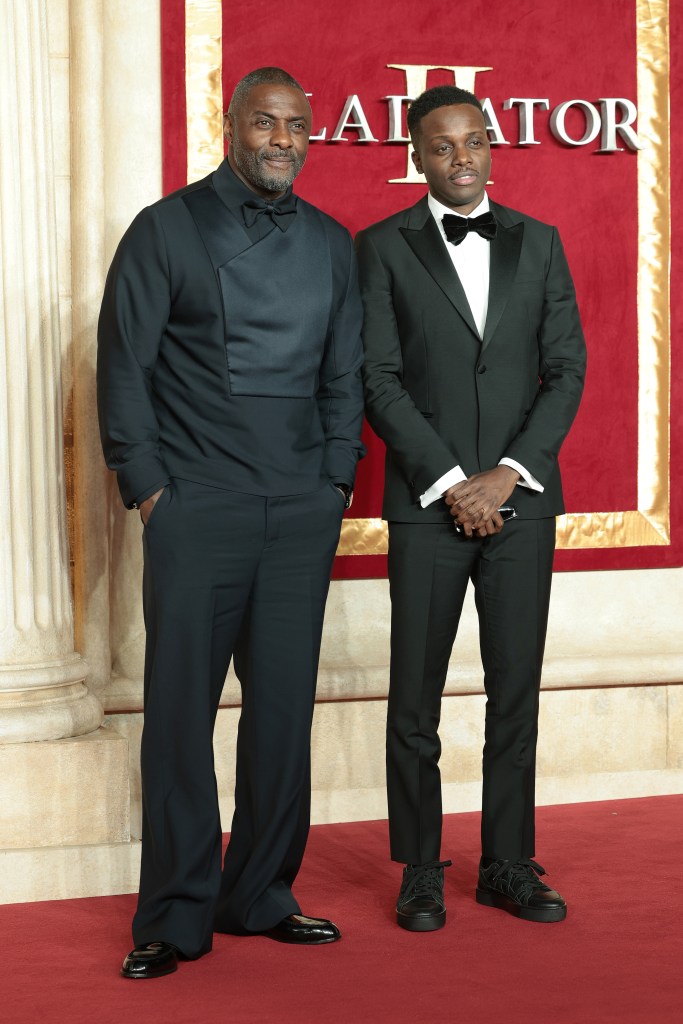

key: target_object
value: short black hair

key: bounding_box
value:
[228,67,307,115]
[407,85,483,143]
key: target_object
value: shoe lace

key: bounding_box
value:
[489,858,549,901]
[402,859,453,900]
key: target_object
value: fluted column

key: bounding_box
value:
[0,0,102,742]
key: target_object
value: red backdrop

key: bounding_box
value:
[161,0,681,577]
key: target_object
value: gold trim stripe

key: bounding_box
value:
[635,0,670,542]
[185,0,224,183]
[339,518,388,557]
[553,0,671,552]
[337,507,672,558]
[185,1,671,557]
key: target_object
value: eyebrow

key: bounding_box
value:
[430,130,486,140]
[251,109,310,122]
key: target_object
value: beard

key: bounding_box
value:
[231,136,306,193]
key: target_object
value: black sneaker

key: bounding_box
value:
[476,858,567,923]
[396,859,452,931]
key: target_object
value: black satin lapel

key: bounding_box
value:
[483,221,524,349]
[182,187,252,270]
[400,218,480,338]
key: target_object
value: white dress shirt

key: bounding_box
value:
[419,192,542,508]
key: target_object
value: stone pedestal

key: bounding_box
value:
[0,729,129,850]
[0,727,132,904]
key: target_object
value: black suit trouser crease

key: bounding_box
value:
[133,478,344,958]
[386,517,556,867]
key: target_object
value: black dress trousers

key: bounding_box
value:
[133,477,345,958]
[386,517,556,867]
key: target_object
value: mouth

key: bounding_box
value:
[449,172,478,186]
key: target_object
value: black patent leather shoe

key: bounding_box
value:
[396,859,452,931]
[121,941,179,979]
[264,914,341,945]
[476,858,567,923]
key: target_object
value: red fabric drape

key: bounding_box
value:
[162,0,682,575]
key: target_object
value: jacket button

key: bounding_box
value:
[477,364,487,374]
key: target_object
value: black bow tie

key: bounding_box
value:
[442,211,497,245]
[242,194,298,231]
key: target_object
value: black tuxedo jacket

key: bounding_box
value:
[98,160,365,508]
[355,196,586,523]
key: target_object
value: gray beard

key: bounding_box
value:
[231,141,305,193]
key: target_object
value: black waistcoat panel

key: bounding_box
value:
[184,187,331,397]
[157,186,335,496]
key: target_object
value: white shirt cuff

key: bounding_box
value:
[420,466,467,508]
[499,458,544,493]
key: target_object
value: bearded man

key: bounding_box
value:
[98,67,364,978]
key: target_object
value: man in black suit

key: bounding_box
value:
[98,67,364,978]
[356,85,585,931]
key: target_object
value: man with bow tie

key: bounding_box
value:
[356,85,585,931]
[98,67,364,978]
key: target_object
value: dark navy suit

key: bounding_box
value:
[98,160,364,956]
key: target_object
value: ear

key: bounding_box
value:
[223,112,233,143]
[411,148,424,175]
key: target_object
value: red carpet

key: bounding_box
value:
[2,796,681,1024]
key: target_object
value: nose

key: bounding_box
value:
[451,143,472,166]
[270,123,294,149]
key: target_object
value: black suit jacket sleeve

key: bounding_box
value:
[356,229,460,498]
[97,206,171,508]
[317,231,366,487]
[502,228,586,484]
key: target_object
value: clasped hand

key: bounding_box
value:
[444,466,520,538]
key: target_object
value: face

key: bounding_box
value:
[411,103,491,215]
[224,84,311,198]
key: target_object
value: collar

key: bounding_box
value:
[428,191,490,224]
[212,158,297,220]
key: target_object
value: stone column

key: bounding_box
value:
[0,0,102,742]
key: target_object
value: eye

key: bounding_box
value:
[469,138,482,147]
[256,119,272,127]
[435,143,452,154]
